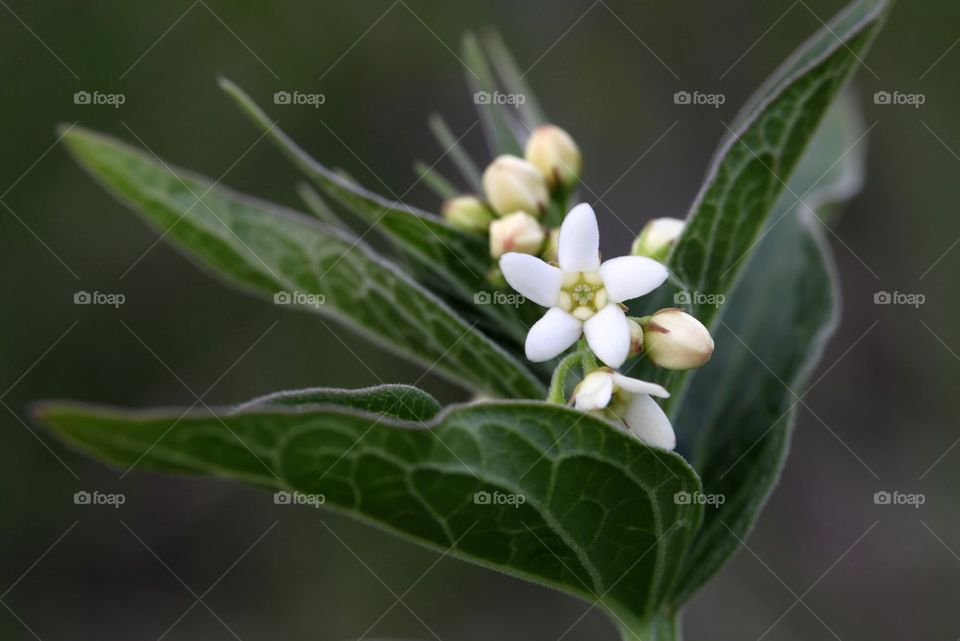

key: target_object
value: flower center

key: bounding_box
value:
[558,271,608,320]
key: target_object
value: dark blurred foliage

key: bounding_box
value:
[1,1,958,639]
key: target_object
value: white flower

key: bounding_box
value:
[482,155,549,217]
[489,212,545,259]
[499,203,669,368]
[574,369,675,449]
[642,308,714,370]
[631,217,685,263]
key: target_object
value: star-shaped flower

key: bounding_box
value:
[573,368,675,449]
[499,203,669,367]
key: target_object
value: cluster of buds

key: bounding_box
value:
[441,125,582,263]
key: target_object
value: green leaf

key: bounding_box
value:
[219,79,489,296]
[480,30,547,129]
[236,384,441,421]
[461,32,527,157]
[667,86,868,604]
[219,79,535,347]
[62,126,543,399]
[661,0,889,330]
[294,181,351,231]
[427,113,484,194]
[39,397,703,634]
[413,160,459,200]
[631,0,889,421]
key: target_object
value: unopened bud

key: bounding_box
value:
[642,308,714,370]
[524,125,582,189]
[631,217,685,263]
[442,195,495,232]
[627,318,643,357]
[482,155,549,217]
[489,212,545,259]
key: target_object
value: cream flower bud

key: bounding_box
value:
[524,125,582,189]
[489,212,545,259]
[642,308,714,370]
[442,195,495,232]
[482,155,549,217]
[631,217,686,263]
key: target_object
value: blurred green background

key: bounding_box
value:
[2,0,957,639]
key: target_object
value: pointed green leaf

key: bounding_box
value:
[236,384,441,421]
[427,113,484,194]
[294,181,351,231]
[668,91,867,604]
[62,126,543,399]
[662,0,889,329]
[632,0,889,415]
[413,160,460,200]
[481,30,547,127]
[39,398,703,633]
[219,79,491,302]
[220,79,538,347]
[462,31,526,156]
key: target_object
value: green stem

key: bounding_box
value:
[546,351,583,404]
[618,611,681,641]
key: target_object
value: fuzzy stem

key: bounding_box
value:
[618,611,681,641]
[546,351,583,404]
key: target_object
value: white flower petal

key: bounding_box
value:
[525,307,582,362]
[598,256,669,303]
[499,253,562,307]
[624,394,676,450]
[583,304,630,368]
[558,203,600,272]
[611,373,670,398]
[574,371,614,411]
